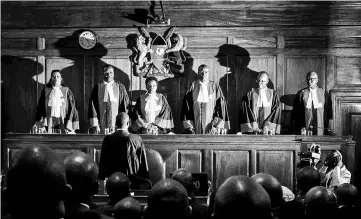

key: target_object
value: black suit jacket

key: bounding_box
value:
[98,130,149,182]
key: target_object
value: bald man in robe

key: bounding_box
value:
[240,71,282,134]
[88,65,130,134]
[292,71,331,135]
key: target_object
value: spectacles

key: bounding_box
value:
[307,78,318,81]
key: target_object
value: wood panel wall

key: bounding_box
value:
[2,1,361,137]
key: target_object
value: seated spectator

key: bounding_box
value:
[304,186,338,219]
[171,168,208,219]
[92,172,131,217]
[6,145,71,219]
[63,151,104,219]
[251,173,285,218]
[145,178,192,219]
[280,166,321,219]
[210,175,272,219]
[113,197,142,219]
[319,150,351,191]
[335,183,358,218]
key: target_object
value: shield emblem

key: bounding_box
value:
[150,35,168,71]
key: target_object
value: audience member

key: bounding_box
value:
[63,151,100,219]
[92,172,131,217]
[6,145,71,219]
[145,178,192,219]
[113,197,142,219]
[171,168,208,219]
[335,183,358,217]
[304,186,337,219]
[98,112,149,189]
[211,175,272,219]
[252,173,285,218]
[279,166,321,219]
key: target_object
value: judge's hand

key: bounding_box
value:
[185,128,195,134]
[144,123,152,129]
[65,129,76,134]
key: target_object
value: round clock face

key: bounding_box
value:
[78,31,97,50]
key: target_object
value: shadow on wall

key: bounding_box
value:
[1,55,44,134]
[53,30,130,133]
[217,44,275,134]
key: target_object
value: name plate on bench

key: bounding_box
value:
[170,172,208,196]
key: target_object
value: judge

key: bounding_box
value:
[131,76,174,134]
[181,64,230,134]
[88,65,130,134]
[292,71,331,135]
[34,69,79,134]
[240,71,281,134]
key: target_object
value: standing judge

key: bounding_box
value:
[181,64,230,134]
[34,69,79,134]
[88,65,130,134]
[132,76,174,134]
[240,71,281,134]
[292,71,331,135]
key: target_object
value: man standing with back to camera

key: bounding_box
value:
[88,64,130,134]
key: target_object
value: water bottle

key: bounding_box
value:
[301,127,307,135]
[263,126,268,135]
[307,126,313,136]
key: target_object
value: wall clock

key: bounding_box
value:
[78,30,98,50]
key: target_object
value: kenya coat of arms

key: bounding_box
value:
[132,27,187,78]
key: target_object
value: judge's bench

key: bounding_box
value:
[2,134,355,195]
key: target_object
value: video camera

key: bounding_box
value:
[297,143,321,169]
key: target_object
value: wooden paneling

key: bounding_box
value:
[334,37,361,48]
[1,38,37,50]
[257,151,294,190]
[234,37,276,48]
[2,2,361,28]
[335,57,361,86]
[213,150,250,188]
[285,38,328,48]
[179,150,203,173]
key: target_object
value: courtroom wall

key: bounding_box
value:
[2,1,361,136]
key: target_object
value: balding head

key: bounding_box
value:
[304,186,337,218]
[251,173,284,209]
[171,168,194,196]
[106,172,131,204]
[146,179,191,219]
[63,151,99,200]
[7,145,69,219]
[113,197,142,219]
[335,183,358,206]
[297,166,321,195]
[116,112,130,129]
[212,175,272,219]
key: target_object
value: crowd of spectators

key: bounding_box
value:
[1,144,359,219]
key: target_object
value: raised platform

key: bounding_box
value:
[2,134,355,193]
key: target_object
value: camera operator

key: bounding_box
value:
[319,150,351,191]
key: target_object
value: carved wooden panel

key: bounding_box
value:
[257,150,294,190]
[285,38,328,48]
[336,57,361,86]
[234,37,276,48]
[179,150,202,173]
[213,150,250,188]
[165,150,178,179]
[1,56,42,133]
[331,90,361,136]
[284,56,326,110]
[334,37,361,48]
[1,38,37,50]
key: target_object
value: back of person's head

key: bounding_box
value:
[297,166,321,195]
[113,197,142,219]
[106,172,131,204]
[116,112,130,129]
[171,168,194,197]
[211,175,272,219]
[335,183,358,207]
[251,173,284,209]
[146,178,191,219]
[7,145,69,219]
[304,186,337,219]
[63,151,99,201]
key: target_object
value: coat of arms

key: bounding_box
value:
[132,27,187,78]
